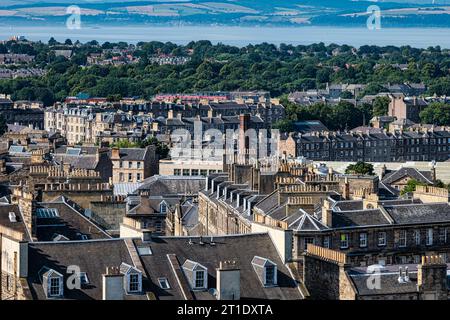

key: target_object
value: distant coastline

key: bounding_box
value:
[1,25,450,48]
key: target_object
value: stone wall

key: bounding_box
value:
[90,201,126,230]
[303,254,342,300]
[42,189,113,210]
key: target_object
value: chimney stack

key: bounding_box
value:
[321,199,333,227]
[102,267,124,300]
[216,260,240,300]
[111,147,120,160]
[417,255,448,300]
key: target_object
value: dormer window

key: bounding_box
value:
[120,263,142,294]
[40,267,64,298]
[195,270,205,288]
[265,265,275,286]
[50,277,62,296]
[182,259,208,290]
[160,201,168,214]
[251,256,278,287]
[129,274,140,292]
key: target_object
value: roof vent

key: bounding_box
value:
[188,238,193,245]
[397,266,410,283]
[199,236,204,245]
[210,236,216,246]
[8,212,17,222]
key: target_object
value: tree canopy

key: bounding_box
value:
[345,162,375,175]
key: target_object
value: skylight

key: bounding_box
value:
[36,208,59,218]
[8,212,17,223]
[158,278,170,289]
[66,147,81,155]
[80,272,89,285]
[137,246,152,256]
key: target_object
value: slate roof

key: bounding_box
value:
[290,211,329,231]
[27,239,143,300]
[347,264,420,296]
[138,175,205,196]
[333,200,364,211]
[383,203,450,225]
[55,145,99,155]
[293,120,329,134]
[114,148,147,161]
[113,183,141,196]
[134,233,303,300]
[35,197,110,241]
[179,200,199,231]
[382,167,433,185]
[54,154,98,170]
[332,209,392,228]
[0,203,29,240]
[127,196,179,216]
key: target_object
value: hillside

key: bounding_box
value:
[1,0,450,27]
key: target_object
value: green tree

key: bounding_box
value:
[345,162,374,175]
[372,96,390,117]
[401,179,427,195]
[140,136,170,159]
[111,140,140,148]
[419,102,450,125]
[273,119,295,133]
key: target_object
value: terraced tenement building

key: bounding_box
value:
[281,129,450,162]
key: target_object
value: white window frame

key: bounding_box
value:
[194,270,206,289]
[359,233,367,248]
[264,265,277,286]
[426,228,433,246]
[160,202,167,214]
[439,228,447,243]
[399,230,407,247]
[340,233,349,249]
[158,277,170,289]
[414,230,421,245]
[49,277,62,297]
[128,273,141,293]
[378,232,386,247]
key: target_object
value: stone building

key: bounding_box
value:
[303,244,449,300]
[198,158,353,236]
[110,146,157,184]
[1,232,304,300]
[286,129,450,162]
[388,94,427,123]
[290,187,450,269]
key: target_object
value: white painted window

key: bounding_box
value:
[399,230,407,247]
[439,228,447,243]
[195,270,205,289]
[129,273,140,292]
[340,233,349,249]
[49,277,61,297]
[426,228,433,246]
[359,233,367,248]
[414,230,421,245]
[378,232,386,246]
